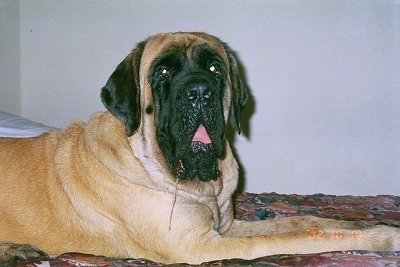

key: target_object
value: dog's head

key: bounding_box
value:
[101,32,247,182]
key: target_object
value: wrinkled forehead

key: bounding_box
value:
[139,32,229,75]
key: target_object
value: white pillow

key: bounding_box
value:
[0,111,57,138]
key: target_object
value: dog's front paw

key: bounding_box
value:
[0,242,48,266]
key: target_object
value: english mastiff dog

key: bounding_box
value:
[0,32,399,264]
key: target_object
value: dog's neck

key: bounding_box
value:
[83,111,241,232]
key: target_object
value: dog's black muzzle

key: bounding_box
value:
[168,72,225,181]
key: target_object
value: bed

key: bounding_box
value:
[1,111,399,266]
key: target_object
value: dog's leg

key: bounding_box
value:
[224,216,361,237]
[185,224,399,264]
[174,217,400,264]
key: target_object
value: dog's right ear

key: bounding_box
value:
[101,41,146,136]
[224,44,248,135]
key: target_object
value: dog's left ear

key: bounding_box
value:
[224,45,248,134]
[101,41,146,136]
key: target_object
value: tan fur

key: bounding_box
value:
[1,33,399,264]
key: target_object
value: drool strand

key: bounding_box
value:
[168,178,180,231]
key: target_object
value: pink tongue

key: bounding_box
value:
[192,124,212,144]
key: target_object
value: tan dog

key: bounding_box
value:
[0,32,399,264]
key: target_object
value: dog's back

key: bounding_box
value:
[0,134,61,239]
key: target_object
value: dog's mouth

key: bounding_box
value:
[171,123,222,182]
[192,124,212,144]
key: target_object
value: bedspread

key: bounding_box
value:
[15,192,400,267]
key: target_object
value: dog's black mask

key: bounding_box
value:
[149,46,227,182]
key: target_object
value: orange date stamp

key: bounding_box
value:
[306,229,362,240]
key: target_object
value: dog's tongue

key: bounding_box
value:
[192,124,212,144]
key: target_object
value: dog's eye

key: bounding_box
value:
[208,65,220,75]
[159,67,170,78]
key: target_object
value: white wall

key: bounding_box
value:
[10,0,400,194]
[0,0,21,115]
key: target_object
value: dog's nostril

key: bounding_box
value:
[203,89,211,99]
[188,90,197,101]
[187,85,211,102]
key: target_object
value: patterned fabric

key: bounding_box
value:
[16,193,400,266]
[17,251,400,267]
[235,193,400,227]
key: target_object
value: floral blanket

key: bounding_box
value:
[15,193,400,266]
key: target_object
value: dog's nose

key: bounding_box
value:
[187,84,211,108]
